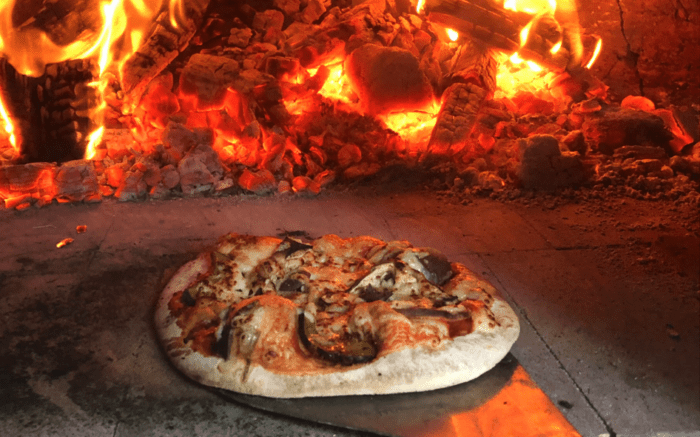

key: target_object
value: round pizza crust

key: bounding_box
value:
[155,238,520,398]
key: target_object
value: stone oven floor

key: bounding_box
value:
[1,186,698,437]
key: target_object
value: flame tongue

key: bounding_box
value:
[0,0,187,160]
[0,0,170,78]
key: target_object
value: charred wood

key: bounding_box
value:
[0,58,98,163]
[426,0,571,72]
[426,0,530,53]
[120,0,211,109]
[425,40,496,158]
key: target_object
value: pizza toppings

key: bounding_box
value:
[399,250,454,286]
[180,289,196,307]
[156,233,520,397]
[168,234,479,367]
[395,307,473,338]
[227,300,261,362]
[279,237,313,257]
[348,263,396,302]
[298,311,377,366]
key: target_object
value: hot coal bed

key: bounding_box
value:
[0,0,697,207]
[0,1,699,436]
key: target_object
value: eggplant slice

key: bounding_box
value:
[348,263,396,302]
[399,250,453,286]
[279,237,313,258]
[297,312,377,366]
[276,270,312,297]
[214,300,261,360]
[396,307,474,338]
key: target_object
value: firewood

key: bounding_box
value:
[425,40,497,158]
[54,160,100,202]
[426,0,530,53]
[0,58,98,163]
[426,0,570,71]
[344,45,434,115]
[581,106,673,155]
[120,0,211,109]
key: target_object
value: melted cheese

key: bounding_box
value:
[171,233,492,376]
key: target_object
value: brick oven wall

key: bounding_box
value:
[579,0,700,106]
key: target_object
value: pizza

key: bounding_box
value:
[154,233,519,398]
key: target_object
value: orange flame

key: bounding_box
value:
[586,37,602,69]
[446,29,460,42]
[169,0,187,29]
[550,40,562,54]
[504,0,556,13]
[309,62,353,105]
[0,0,161,77]
[85,127,105,160]
[0,1,183,160]
[0,86,16,152]
[519,22,533,47]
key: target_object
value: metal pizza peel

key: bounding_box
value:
[216,353,581,437]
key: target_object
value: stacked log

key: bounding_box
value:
[425,40,497,158]
[426,0,569,68]
[0,58,99,163]
[120,0,212,110]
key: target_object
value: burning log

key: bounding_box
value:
[580,106,673,155]
[425,0,570,71]
[424,0,607,101]
[120,0,211,109]
[425,40,497,158]
[426,0,531,53]
[344,44,434,115]
[0,58,99,163]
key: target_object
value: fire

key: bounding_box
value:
[0,0,185,160]
[0,87,16,152]
[586,37,602,69]
[309,62,354,105]
[504,0,556,13]
[0,0,158,77]
[550,41,562,54]
[380,104,439,153]
[85,127,106,161]
[519,22,532,47]
[446,29,460,42]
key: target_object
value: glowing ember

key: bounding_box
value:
[504,0,556,13]
[526,61,542,72]
[309,62,354,105]
[0,86,16,151]
[446,29,460,42]
[56,238,74,248]
[504,0,517,11]
[550,41,562,54]
[380,101,439,151]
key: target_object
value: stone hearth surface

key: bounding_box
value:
[0,188,698,437]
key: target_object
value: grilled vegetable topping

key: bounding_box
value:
[297,312,376,365]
